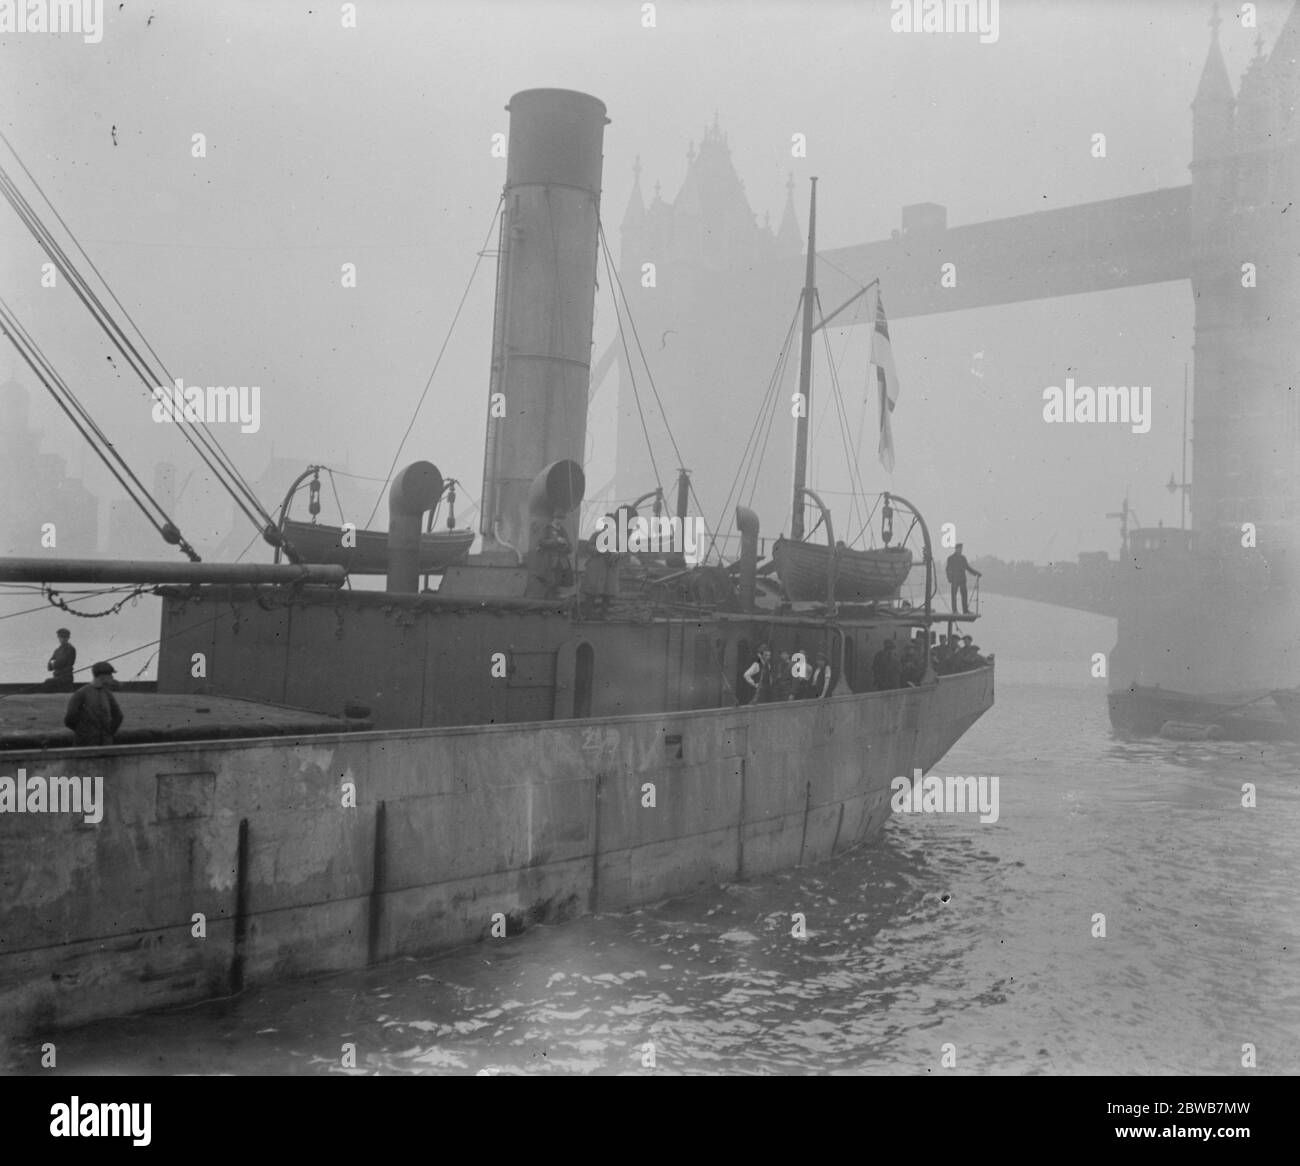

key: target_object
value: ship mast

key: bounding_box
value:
[791,176,817,542]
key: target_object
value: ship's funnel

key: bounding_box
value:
[736,506,759,612]
[387,460,444,593]
[479,88,609,558]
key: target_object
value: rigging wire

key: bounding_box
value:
[596,222,722,555]
[0,584,142,622]
[596,223,664,501]
[0,296,194,554]
[0,153,274,551]
[325,468,347,526]
[0,132,274,526]
[0,160,282,556]
[363,195,504,531]
[701,297,801,563]
[816,291,873,545]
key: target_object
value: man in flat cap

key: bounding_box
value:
[64,661,124,747]
[809,649,833,699]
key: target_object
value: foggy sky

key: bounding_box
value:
[1,0,1290,564]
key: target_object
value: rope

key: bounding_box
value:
[0,297,195,555]
[0,584,141,621]
[0,160,265,539]
[0,135,274,528]
[816,292,872,544]
[364,195,504,530]
[326,468,347,526]
[0,149,272,547]
[702,298,801,563]
[597,224,664,498]
[598,222,692,476]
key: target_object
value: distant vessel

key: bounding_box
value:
[1106,13,1300,744]
[0,90,993,1035]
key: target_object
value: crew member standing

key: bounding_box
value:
[64,661,123,746]
[809,650,833,699]
[536,512,574,598]
[872,639,901,691]
[773,651,795,701]
[45,627,76,692]
[945,543,982,616]
[743,644,774,704]
[580,514,622,616]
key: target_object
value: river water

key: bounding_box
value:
[6,596,1298,1075]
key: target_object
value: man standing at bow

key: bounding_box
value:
[945,543,982,616]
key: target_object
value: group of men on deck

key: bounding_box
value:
[742,645,833,703]
[743,629,989,704]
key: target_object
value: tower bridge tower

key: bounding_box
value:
[1189,5,1300,564]
[614,119,803,541]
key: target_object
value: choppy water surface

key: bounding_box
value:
[10,599,1299,1074]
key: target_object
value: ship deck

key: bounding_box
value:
[0,692,371,751]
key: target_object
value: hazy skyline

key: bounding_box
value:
[2,0,1292,564]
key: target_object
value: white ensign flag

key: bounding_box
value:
[871,290,901,472]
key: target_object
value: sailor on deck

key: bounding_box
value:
[945,543,981,615]
[64,661,124,747]
[536,513,574,599]
[580,513,621,615]
[44,627,76,692]
[743,644,774,704]
[872,639,901,691]
[808,650,833,699]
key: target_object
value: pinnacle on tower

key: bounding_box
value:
[1192,2,1236,162]
[621,155,645,231]
[777,171,802,254]
[1193,2,1235,110]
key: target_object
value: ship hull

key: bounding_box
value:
[0,665,992,1035]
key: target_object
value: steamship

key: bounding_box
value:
[0,90,993,1034]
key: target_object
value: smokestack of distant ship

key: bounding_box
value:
[478,89,608,560]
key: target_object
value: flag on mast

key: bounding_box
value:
[870,289,901,472]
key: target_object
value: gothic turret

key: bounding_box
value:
[1235,34,1278,150]
[1192,4,1235,163]
[776,172,802,256]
